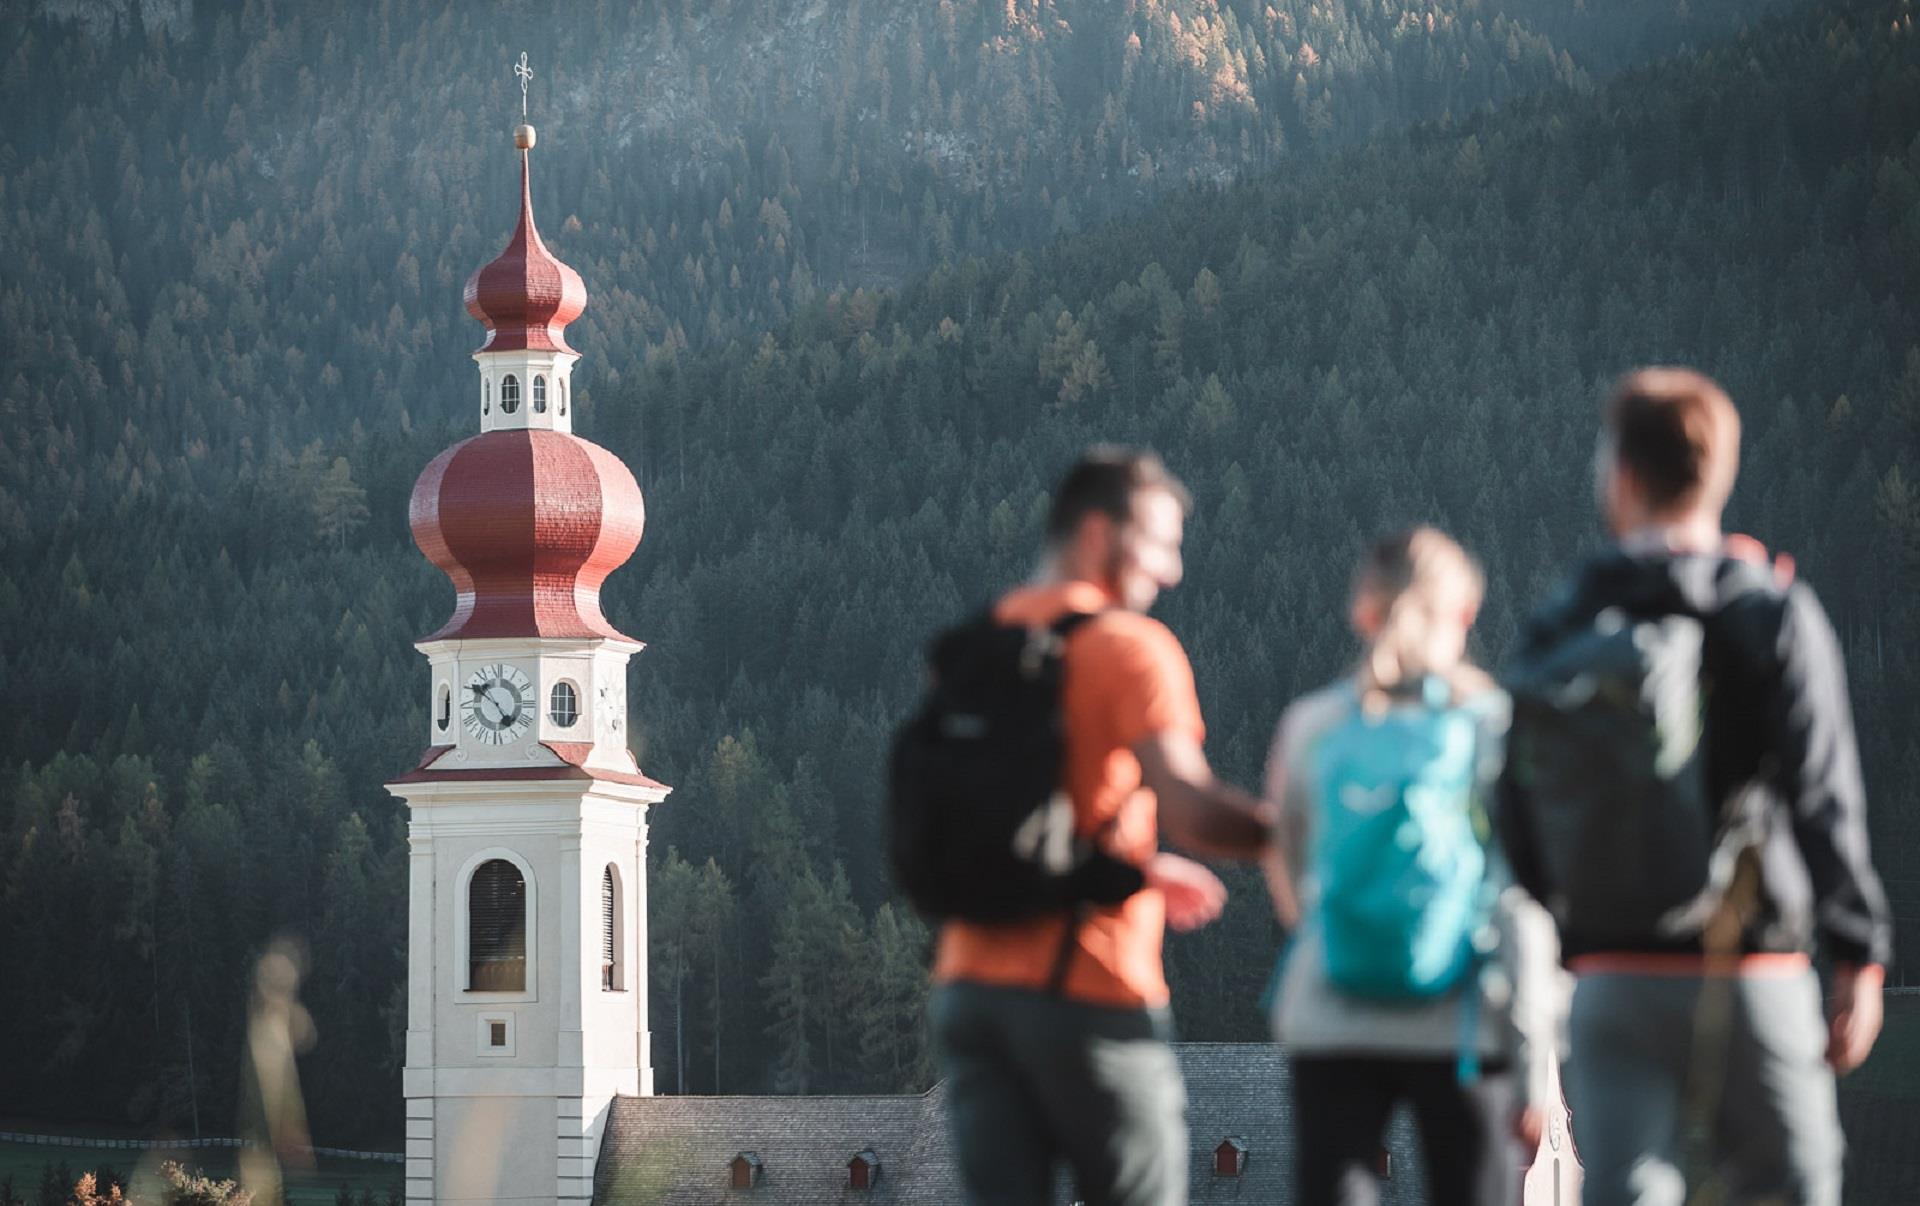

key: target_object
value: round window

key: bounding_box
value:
[549,681,579,727]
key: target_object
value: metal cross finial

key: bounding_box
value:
[514,52,534,118]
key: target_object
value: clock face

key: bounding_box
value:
[462,663,535,744]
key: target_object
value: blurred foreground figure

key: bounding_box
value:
[239,936,316,1204]
[1500,369,1893,1206]
[897,447,1273,1206]
[1262,528,1560,1206]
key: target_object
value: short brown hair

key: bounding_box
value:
[1046,446,1192,544]
[1604,367,1741,515]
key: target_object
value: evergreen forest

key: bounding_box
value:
[3,0,1916,1154]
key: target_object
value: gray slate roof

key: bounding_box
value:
[594,1043,1428,1204]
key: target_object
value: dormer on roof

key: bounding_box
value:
[848,1149,881,1191]
[1214,1136,1249,1177]
[728,1151,763,1191]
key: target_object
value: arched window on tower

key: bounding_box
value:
[483,377,491,416]
[601,864,623,990]
[532,375,548,413]
[550,681,579,727]
[469,859,527,991]
[558,378,567,416]
[501,374,521,415]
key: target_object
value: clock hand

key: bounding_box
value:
[467,683,498,723]
[485,687,521,726]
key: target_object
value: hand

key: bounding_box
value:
[1145,852,1227,933]
[1827,962,1885,1073]
[1512,1105,1544,1149]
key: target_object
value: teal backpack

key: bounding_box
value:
[1307,678,1490,1000]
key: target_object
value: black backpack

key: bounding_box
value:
[888,610,1145,923]
[1502,556,1783,947]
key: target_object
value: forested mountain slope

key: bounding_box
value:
[2,0,1913,1148]
[5,0,1750,472]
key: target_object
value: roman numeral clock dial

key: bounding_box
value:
[462,663,534,744]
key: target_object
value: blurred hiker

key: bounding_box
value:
[1261,527,1561,1206]
[1500,368,1893,1206]
[893,446,1274,1206]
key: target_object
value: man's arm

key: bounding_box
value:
[1134,728,1272,860]
[1771,584,1893,1070]
[1772,586,1893,967]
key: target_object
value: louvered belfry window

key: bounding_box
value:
[601,865,618,990]
[469,859,527,991]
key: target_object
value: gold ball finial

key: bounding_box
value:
[514,124,537,150]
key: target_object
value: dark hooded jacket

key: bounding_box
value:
[1499,549,1892,968]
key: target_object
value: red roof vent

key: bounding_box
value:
[729,1152,762,1190]
[1214,1137,1248,1177]
[848,1150,880,1191]
[463,141,586,355]
[410,429,644,641]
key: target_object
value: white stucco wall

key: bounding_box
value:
[393,773,661,1205]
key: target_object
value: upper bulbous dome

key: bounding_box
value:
[409,429,644,642]
[462,132,587,354]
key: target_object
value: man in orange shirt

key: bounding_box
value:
[930,447,1275,1206]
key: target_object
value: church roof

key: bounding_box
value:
[409,428,645,642]
[592,1043,1430,1204]
[595,1081,958,1204]
[463,129,586,355]
[389,742,668,792]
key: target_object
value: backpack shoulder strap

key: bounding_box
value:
[1050,609,1103,638]
[926,606,1001,670]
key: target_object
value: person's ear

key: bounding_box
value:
[1602,456,1642,534]
[1070,511,1114,569]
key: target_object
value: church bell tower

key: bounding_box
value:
[388,87,667,1206]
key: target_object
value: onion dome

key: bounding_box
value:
[409,429,644,641]
[462,125,587,354]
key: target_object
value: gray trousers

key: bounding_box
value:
[931,981,1189,1206]
[1565,968,1844,1206]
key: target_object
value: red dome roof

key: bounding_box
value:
[410,429,643,641]
[463,150,587,354]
